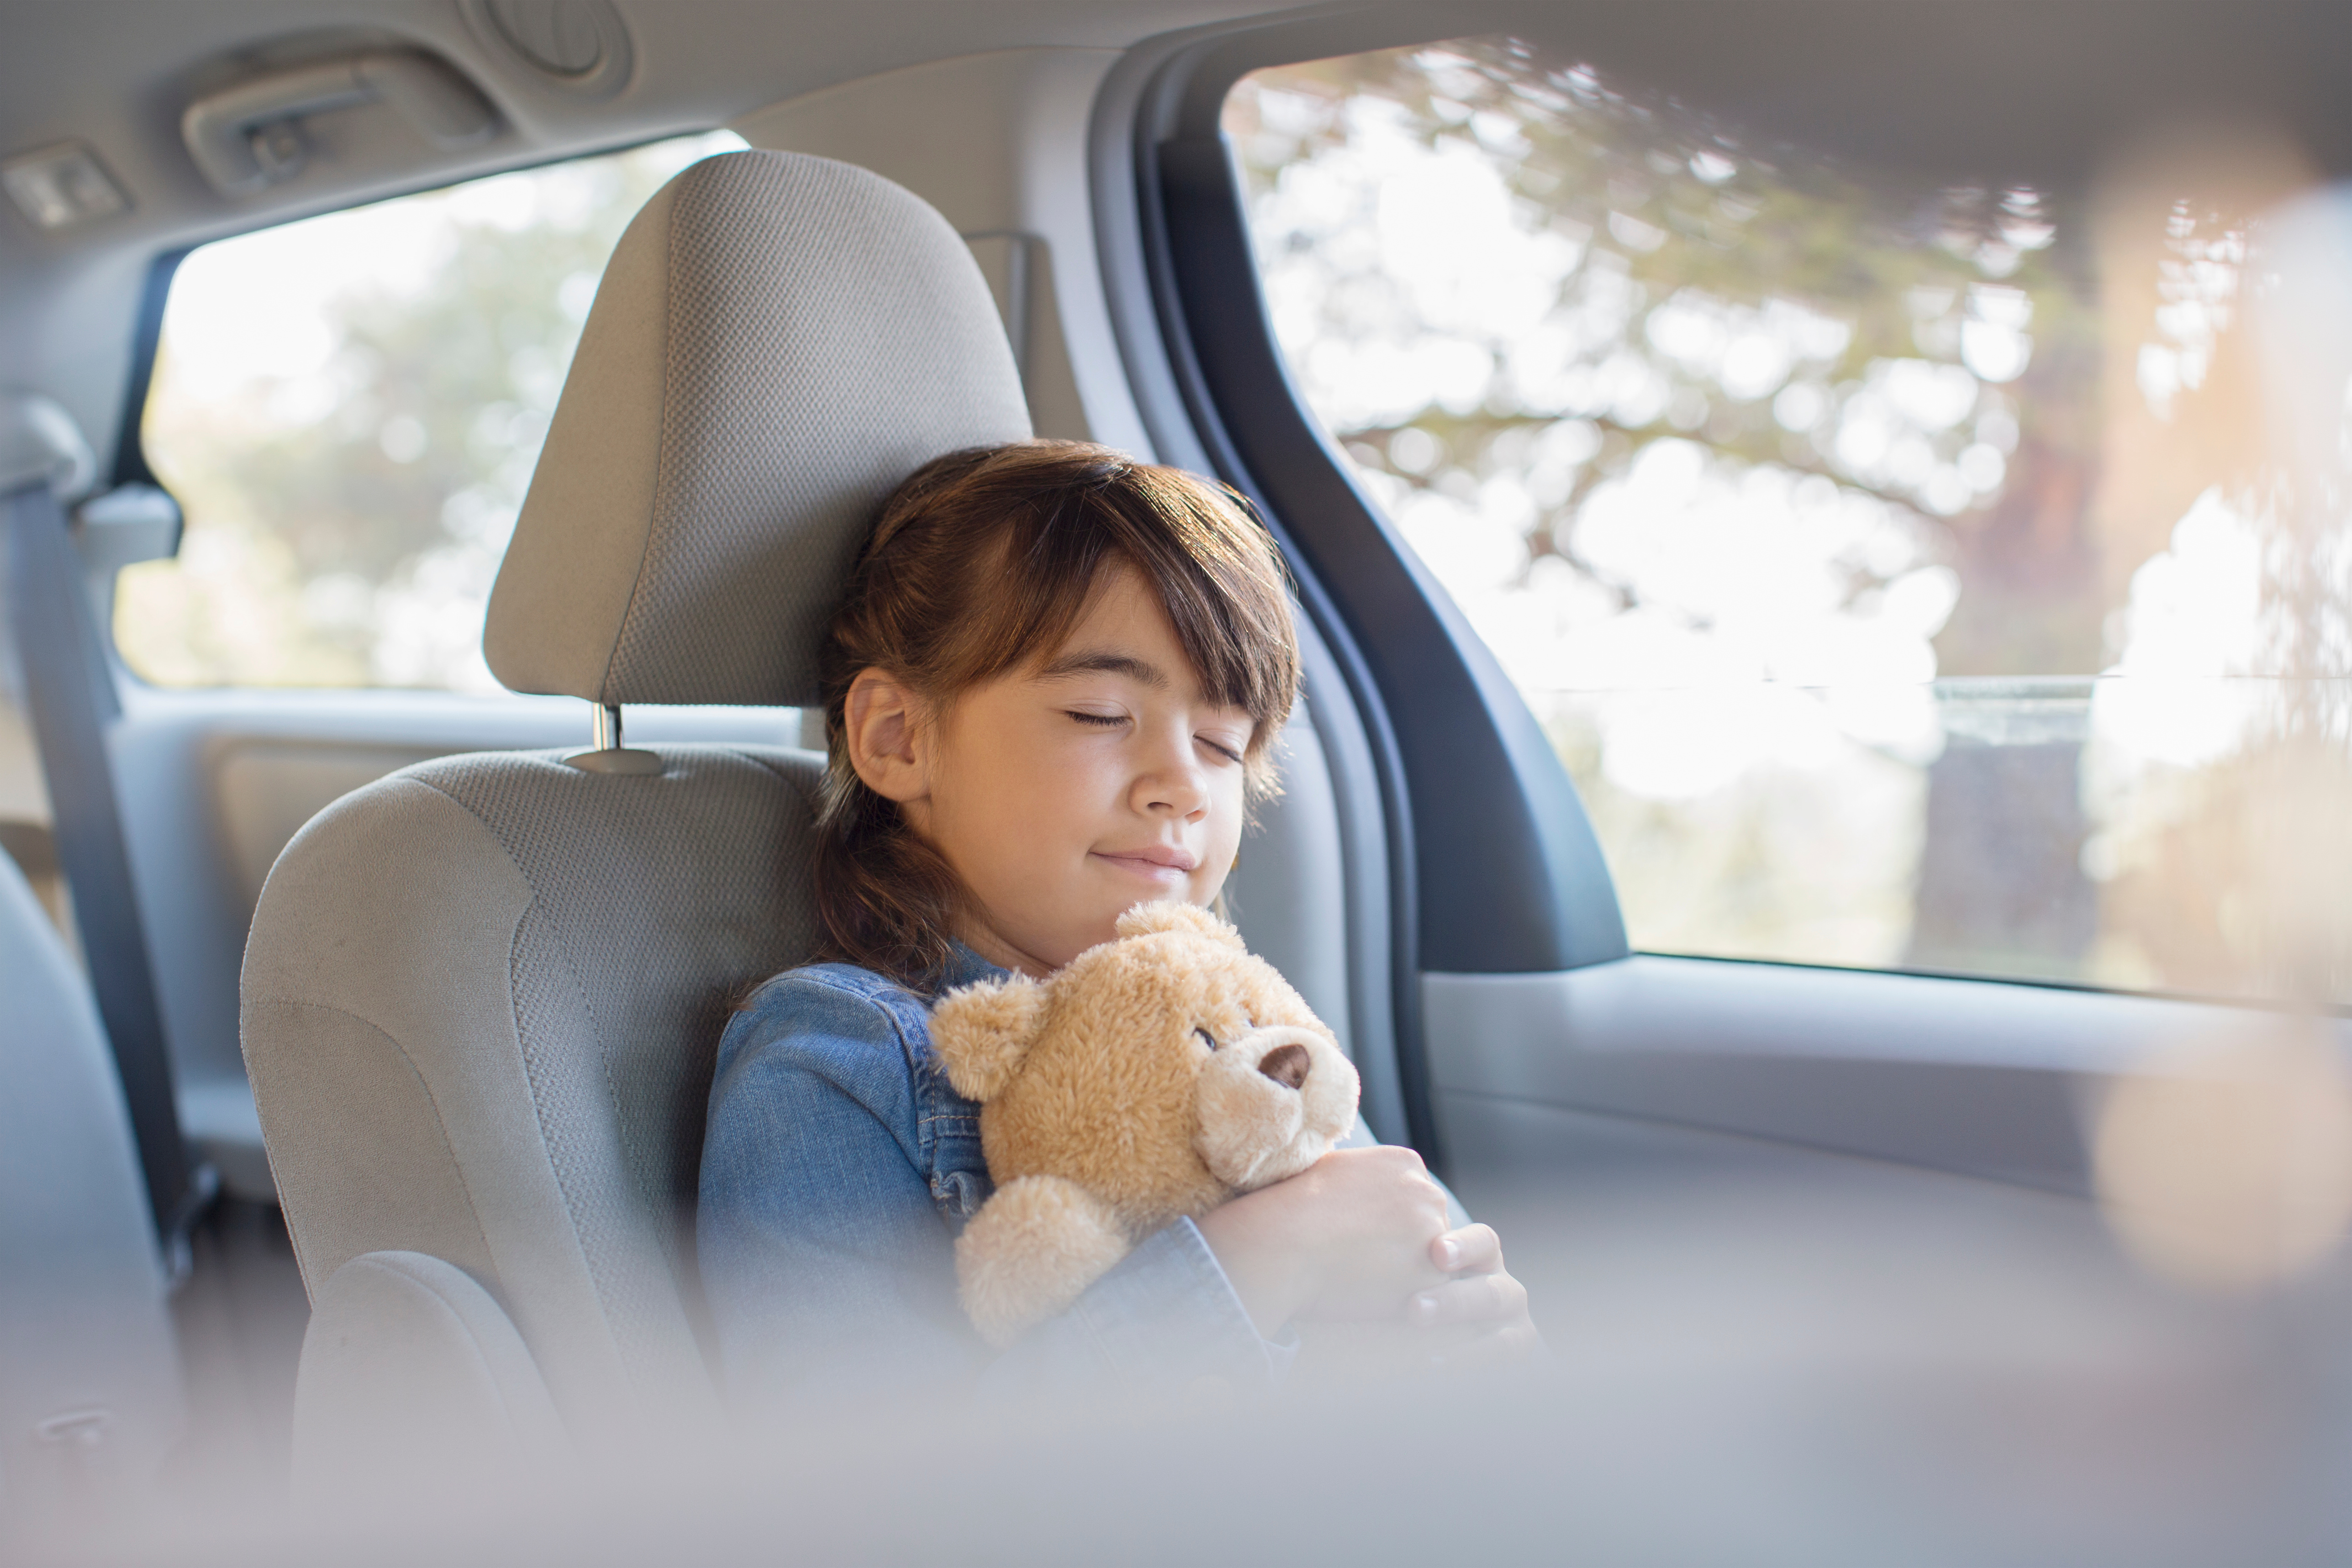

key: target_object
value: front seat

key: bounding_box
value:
[239,150,1030,1469]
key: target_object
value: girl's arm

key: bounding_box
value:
[698,973,1285,1411]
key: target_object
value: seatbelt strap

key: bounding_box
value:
[3,475,198,1257]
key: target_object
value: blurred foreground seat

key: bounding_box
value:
[0,842,185,1511]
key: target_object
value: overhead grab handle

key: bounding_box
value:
[182,50,499,197]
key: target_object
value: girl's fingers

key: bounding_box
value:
[1429,1222,1502,1275]
[1407,1268,1528,1327]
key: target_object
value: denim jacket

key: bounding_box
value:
[698,944,1291,1408]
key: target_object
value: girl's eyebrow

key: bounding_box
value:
[1036,650,1169,689]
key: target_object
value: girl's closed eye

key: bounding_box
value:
[1067,710,1127,728]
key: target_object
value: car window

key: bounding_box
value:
[124,130,744,693]
[1229,42,2352,1005]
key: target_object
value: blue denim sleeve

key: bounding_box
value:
[698,970,1283,1410]
[699,971,976,1405]
[981,1216,1292,1400]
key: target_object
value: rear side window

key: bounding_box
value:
[125,131,743,692]
[1229,44,2352,1005]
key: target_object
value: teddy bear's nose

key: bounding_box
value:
[1258,1042,1310,1090]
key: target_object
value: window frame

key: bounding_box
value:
[108,247,187,495]
[1106,11,1633,988]
[1102,10,2352,1024]
[1093,11,1659,1163]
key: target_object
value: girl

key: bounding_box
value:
[699,440,1535,1404]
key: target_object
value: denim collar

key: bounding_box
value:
[936,940,1012,997]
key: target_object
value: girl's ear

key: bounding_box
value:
[1115,900,1246,951]
[930,975,1049,1101]
[844,667,932,805]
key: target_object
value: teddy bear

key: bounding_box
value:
[929,900,1361,1348]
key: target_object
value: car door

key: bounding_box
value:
[1096,3,2352,1387]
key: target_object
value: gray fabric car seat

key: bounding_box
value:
[240,150,1030,1458]
[0,845,185,1511]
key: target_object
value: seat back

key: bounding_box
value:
[244,747,823,1417]
[0,843,185,1505]
[241,150,1030,1429]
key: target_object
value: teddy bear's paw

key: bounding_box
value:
[956,1175,1134,1349]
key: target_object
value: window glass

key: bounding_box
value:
[126,131,745,693]
[1229,44,2352,1004]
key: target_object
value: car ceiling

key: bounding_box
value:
[1512,0,2352,192]
[9,0,2352,477]
[0,0,1295,469]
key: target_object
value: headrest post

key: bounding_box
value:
[566,700,662,776]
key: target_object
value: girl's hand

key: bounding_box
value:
[1409,1223,1542,1368]
[1195,1146,1452,1336]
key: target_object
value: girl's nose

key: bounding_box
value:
[1135,740,1210,818]
[1139,769,1208,818]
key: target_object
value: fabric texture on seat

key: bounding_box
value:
[483,149,1033,707]
[244,149,1034,1441]
[0,847,184,1505]
[244,746,823,1421]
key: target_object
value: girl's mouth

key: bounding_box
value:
[1092,846,1199,878]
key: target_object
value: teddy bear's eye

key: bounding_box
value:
[1193,1027,1217,1051]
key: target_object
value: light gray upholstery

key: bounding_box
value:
[484,150,1032,706]
[245,747,823,1422]
[292,1250,566,1496]
[0,847,184,1505]
[242,150,1031,1446]
[1224,704,1350,1060]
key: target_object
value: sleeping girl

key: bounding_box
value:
[698,439,1536,1404]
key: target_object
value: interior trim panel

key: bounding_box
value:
[1424,957,2326,1198]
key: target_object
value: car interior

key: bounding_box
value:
[5,0,2352,1556]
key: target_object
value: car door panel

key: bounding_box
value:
[1427,956,2343,1238]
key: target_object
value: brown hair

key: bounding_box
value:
[811,440,1300,991]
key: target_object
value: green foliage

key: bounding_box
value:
[1229,41,2107,676]
[126,135,728,689]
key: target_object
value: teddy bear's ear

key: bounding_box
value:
[1114,900,1246,950]
[929,976,1049,1101]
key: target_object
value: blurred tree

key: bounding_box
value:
[1229,40,2104,670]
[126,134,731,690]
[1229,42,2109,980]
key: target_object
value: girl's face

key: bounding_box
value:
[845,562,1255,977]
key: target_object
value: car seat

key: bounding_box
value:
[0,844,187,1510]
[238,150,1030,1473]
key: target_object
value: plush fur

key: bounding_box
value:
[931,902,1360,1348]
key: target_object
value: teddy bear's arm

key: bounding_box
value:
[955,1175,1134,1350]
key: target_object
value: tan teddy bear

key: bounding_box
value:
[930,900,1361,1348]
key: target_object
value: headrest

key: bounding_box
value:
[484,150,1031,707]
